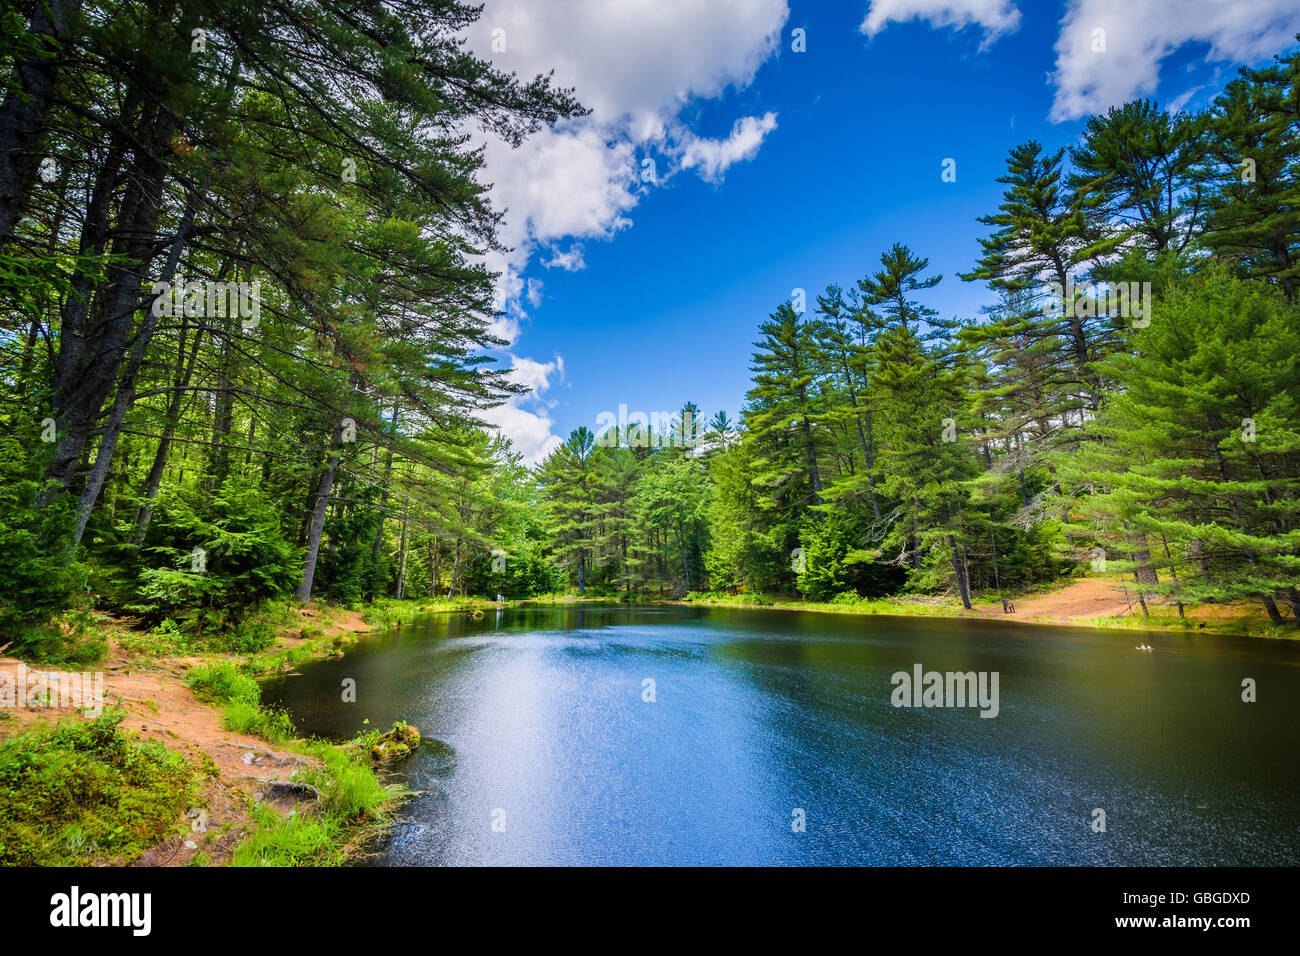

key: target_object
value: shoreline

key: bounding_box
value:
[1,578,1289,865]
[666,576,1289,641]
[0,602,407,867]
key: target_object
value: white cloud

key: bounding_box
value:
[860,0,1021,48]
[487,312,522,346]
[1166,84,1204,115]
[544,245,586,271]
[677,112,779,183]
[480,354,567,466]
[472,0,789,341]
[477,1,788,126]
[1049,0,1300,121]
[525,278,543,308]
[482,127,638,249]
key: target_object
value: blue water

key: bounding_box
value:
[262,604,1300,865]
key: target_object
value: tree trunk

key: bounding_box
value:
[42,99,176,509]
[296,424,344,602]
[0,0,84,240]
[72,192,207,550]
[800,415,823,506]
[132,322,216,544]
[1261,594,1284,627]
[428,539,440,597]
[370,407,399,566]
[395,502,409,600]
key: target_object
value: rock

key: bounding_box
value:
[368,721,421,763]
[393,721,420,749]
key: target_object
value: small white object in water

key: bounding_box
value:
[1134,644,1152,652]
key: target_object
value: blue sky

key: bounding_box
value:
[469,0,1300,463]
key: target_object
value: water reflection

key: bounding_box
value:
[262,604,1300,865]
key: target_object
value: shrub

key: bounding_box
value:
[0,711,194,865]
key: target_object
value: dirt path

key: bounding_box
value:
[967,576,1263,632]
[0,604,372,865]
[970,577,1133,625]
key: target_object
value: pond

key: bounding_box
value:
[262,603,1300,865]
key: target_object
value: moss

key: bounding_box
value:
[366,721,421,764]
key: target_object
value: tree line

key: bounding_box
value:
[2,9,1297,654]
[533,44,1300,626]
[1,0,582,651]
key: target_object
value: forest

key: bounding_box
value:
[2,1,1298,666]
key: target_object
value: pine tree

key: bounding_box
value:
[1068,99,1207,257]
[744,301,829,511]
[537,427,599,595]
[1063,271,1300,624]
[961,141,1115,411]
[1198,47,1300,298]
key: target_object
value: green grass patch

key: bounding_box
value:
[221,699,294,743]
[362,596,493,629]
[0,711,194,865]
[183,662,294,742]
[230,732,407,867]
[230,802,344,866]
[183,662,260,705]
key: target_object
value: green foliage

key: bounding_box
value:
[221,700,294,743]
[231,802,343,867]
[1197,46,1300,296]
[1063,270,1300,620]
[230,733,405,867]
[1,0,1296,638]
[796,514,857,600]
[129,477,300,628]
[0,430,89,639]
[0,711,194,865]
[183,662,294,741]
[183,663,261,706]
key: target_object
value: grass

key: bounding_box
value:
[231,802,344,866]
[520,592,622,604]
[183,662,261,705]
[0,710,195,865]
[231,733,407,867]
[678,581,1284,638]
[2,599,414,866]
[180,657,408,867]
[361,595,503,629]
[1082,608,1288,638]
[680,590,967,618]
[183,662,294,743]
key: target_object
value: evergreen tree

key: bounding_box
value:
[744,301,829,510]
[1197,46,1300,298]
[1063,271,1300,624]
